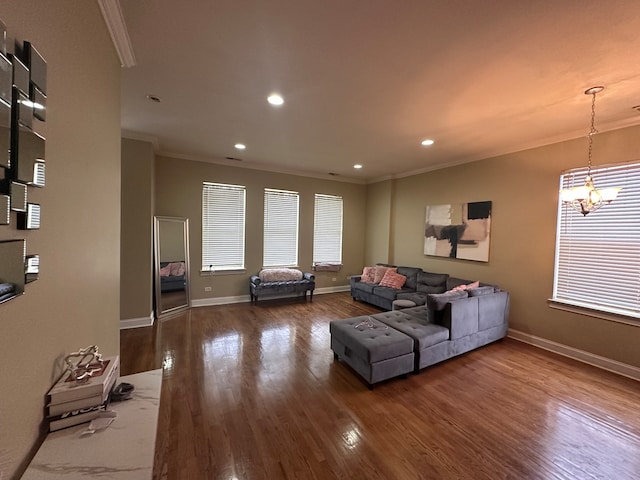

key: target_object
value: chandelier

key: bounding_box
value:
[560,86,621,216]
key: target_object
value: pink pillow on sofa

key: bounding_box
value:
[448,281,480,293]
[379,270,407,289]
[374,266,396,284]
[361,266,376,283]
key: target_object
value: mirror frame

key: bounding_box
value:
[154,216,191,319]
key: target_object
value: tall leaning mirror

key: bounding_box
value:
[154,216,190,319]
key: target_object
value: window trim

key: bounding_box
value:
[201,182,246,273]
[551,159,640,323]
[313,193,343,265]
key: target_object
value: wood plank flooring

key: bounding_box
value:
[120,292,640,480]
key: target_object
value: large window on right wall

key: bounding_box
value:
[552,160,640,320]
[313,193,343,266]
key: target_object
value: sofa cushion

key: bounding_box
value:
[426,290,469,311]
[396,267,422,290]
[379,270,407,289]
[396,292,428,306]
[468,286,496,297]
[372,311,449,349]
[416,284,447,294]
[373,285,411,301]
[360,266,376,283]
[417,271,448,288]
[353,282,377,294]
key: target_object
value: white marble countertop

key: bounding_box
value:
[22,369,162,479]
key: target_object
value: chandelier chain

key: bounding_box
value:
[587,91,598,174]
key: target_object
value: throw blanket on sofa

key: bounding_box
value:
[259,268,303,282]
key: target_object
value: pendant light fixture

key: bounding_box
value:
[560,86,621,216]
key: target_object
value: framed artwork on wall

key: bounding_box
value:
[424,201,492,262]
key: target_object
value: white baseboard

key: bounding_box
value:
[191,295,250,307]
[315,285,350,294]
[120,311,154,330]
[508,328,640,382]
[191,286,350,308]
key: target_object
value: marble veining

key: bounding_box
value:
[23,369,162,480]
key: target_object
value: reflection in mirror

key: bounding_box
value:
[25,254,39,283]
[0,99,9,169]
[18,202,39,230]
[10,181,26,212]
[154,216,190,319]
[16,128,44,184]
[0,52,11,105]
[0,239,25,304]
[0,194,8,224]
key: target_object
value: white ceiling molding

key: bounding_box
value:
[97,0,136,68]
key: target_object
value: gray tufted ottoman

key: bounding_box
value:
[330,316,414,387]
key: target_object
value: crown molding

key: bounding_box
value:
[98,0,136,68]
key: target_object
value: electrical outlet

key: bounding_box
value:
[204,286,212,292]
[332,277,337,282]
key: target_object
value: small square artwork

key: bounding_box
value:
[424,201,492,262]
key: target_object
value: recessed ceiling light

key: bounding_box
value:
[267,94,284,106]
[146,94,161,103]
[421,139,435,146]
[353,164,363,169]
[234,143,246,150]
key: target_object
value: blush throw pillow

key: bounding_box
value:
[447,281,480,293]
[379,270,407,289]
[360,266,376,283]
[374,266,397,284]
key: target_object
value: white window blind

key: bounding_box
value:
[553,161,640,318]
[202,182,246,271]
[263,188,299,267]
[313,194,343,264]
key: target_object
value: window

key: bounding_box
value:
[313,194,343,264]
[202,182,246,271]
[263,188,299,267]
[553,161,640,319]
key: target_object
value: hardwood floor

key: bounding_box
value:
[120,292,640,480]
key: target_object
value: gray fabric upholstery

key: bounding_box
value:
[330,317,415,385]
[336,282,510,377]
[396,292,428,305]
[249,272,315,303]
[426,290,468,310]
[329,316,414,363]
[468,286,496,297]
[396,266,422,290]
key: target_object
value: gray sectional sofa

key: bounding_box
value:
[332,266,510,386]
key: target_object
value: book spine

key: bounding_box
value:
[47,375,117,417]
[48,402,108,432]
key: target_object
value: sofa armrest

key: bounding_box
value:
[250,275,261,285]
[350,275,362,287]
[303,272,315,281]
[440,297,479,340]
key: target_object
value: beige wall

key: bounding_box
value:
[121,138,154,322]
[154,155,367,300]
[0,2,121,478]
[382,124,640,368]
[364,179,392,265]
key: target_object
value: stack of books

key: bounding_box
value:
[46,355,120,432]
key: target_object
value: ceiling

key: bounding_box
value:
[115,0,640,183]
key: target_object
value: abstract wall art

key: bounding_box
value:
[424,201,492,262]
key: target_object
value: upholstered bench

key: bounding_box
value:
[330,316,414,387]
[249,268,315,304]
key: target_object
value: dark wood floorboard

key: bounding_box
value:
[120,292,640,480]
